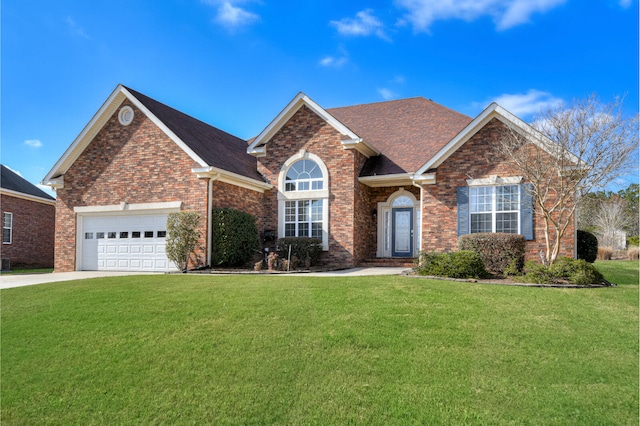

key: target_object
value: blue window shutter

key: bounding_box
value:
[457,186,469,237]
[521,183,533,240]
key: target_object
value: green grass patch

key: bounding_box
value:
[2,265,638,424]
[0,268,54,275]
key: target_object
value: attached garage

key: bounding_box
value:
[75,202,181,272]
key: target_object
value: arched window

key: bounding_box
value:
[278,152,329,250]
[285,159,323,192]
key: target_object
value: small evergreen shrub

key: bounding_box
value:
[211,208,260,267]
[517,258,603,285]
[166,211,202,271]
[577,230,598,263]
[415,251,489,279]
[459,233,525,274]
[276,237,322,268]
[627,236,639,247]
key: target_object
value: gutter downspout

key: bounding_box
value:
[206,173,221,267]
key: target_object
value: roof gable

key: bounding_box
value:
[328,97,472,176]
[247,93,379,158]
[43,85,265,188]
[414,102,577,175]
[1,165,55,203]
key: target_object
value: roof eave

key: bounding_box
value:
[192,166,273,193]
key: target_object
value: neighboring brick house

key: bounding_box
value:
[1,165,56,269]
[43,85,575,272]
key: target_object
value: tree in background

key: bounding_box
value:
[497,95,638,265]
[166,211,202,271]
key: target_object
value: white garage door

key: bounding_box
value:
[80,214,176,272]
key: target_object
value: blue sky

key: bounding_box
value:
[2,0,638,196]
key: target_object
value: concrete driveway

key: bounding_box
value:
[0,267,411,289]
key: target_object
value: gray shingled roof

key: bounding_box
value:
[1,165,55,200]
[125,87,265,182]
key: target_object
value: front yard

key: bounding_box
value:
[1,261,637,424]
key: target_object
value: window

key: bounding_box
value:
[85,232,94,239]
[470,185,520,234]
[97,232,105,239]
[3,213,12,244]
[144,231,154,238]
[120,232,129,239]
[285,159,323,192]
[132,232,141,238]
[284,200,323,239]
[157,231,166,238]
[278,153,329,250]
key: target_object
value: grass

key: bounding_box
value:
[1,262,638,424]
[0,267,54,275]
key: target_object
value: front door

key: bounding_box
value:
[392,207,413,257]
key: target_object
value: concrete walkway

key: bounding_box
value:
[0,267,411,289]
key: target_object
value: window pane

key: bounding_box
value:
[132,232,140,238]
[496,212,518,233]
[85,232,94,239]
[297,201,309,222]
[144,231,154,238]
[470,187,492,212]
[3,213,12,227]
[311,200,323,221]
[497,185,519,211]
[298,223,309,237]
[311,223,322,239]
[285,223,296,237]
[108,232,117,239]
[470,213,492,233]
[157,231,166,238]
[3,229,10,243]
[285,160,323,192]
[97,232,105,239]
[120,232,129,238]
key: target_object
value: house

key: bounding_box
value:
[43,85,575,272]
[1,164,56,269]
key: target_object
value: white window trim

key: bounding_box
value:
[469,185,521,234]
[376,189,419,258]
[278,151,329,250]
[3,212,13,244]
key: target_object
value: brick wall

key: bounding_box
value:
[257,105,363,268]
[419,118,575,260]
[54,101,209,271]
[0,194,55,268]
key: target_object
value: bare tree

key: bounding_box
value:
[593,196,633,249]
[497,95,638,265]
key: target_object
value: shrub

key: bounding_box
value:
[211,208,260,267]
[459,233,525,274]
[166,211,202,271]
[627,246,639,260]
[597,247,613,260]
[415,251,489,279]
[517,258,604,285]
[577,230,598,263]
[628,235,639,247]
[276,237,322,269]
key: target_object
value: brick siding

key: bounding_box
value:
[54,102,209,271]
[0,194,55,268]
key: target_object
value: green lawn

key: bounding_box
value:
[2,261,638,424]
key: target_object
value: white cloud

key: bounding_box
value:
[490,89,564,117]
[65,16,90,39]
[394,0,566,32]
[320,55,348,67]
[330,9,390,41]
[377,88,398,100]
[24,139,43,148]
[202,0,260,29]
[6,165,23,177]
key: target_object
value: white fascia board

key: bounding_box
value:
[43,85,128,185]
[247,93,378,157]
[415,103,579,175]
[0,189,56,206]
[359,173,414,187]
[192,166,273,193]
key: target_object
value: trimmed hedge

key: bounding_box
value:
[577,230,598,263]
[459,233,525,274]
[211,208,260,267]
[415,251,489,279]
[276,237,322,268]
